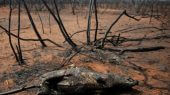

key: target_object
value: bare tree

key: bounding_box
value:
[101,10,140,48]
[17,0,25,65]
[8,0,19,63]
[42,0,77,50]
[94,0,99,42]
[35,4,45,34]
[86,0,94,45]
[22,0,47,48]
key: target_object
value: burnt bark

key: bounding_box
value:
[53,0,77,48]
[0,25,62,47]
[35,5,45,34]
[101,10,140,48]
[8,0,19,63]
[17,0,25,65]
[86,0,94,45]
[49,13,52,34]
[22,0,47,48]
[42,0,77,50]
[94,0,99,42]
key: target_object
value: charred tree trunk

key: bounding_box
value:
[22,0,47,48]
[94,0,99,42]
[42,0,77,50]
[53,0,77,49]
[17,0,25,65]
[49,13,51,34]
[8,0,19,63]
[71,0,76,15]
[0,25,63,47]
[86,0,94,45]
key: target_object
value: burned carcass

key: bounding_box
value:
[38,67,138,95]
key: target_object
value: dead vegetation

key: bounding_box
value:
[0,0,170,95]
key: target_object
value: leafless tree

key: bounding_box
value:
[7,0,19,63]
[42,0,78,50]
[22,0,47,48]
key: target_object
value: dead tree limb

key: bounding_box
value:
[94,0,99,42]
[35,5,45,34]
[0,25,62,47]
[8,0,19,62]
[54,0,77,49]
[117,26,168,34]
[71,0,76,15]
[86,0,94,45]
[104,46,165,55]
[0,26,30,34]
[16,45,25,64]
[42,0,77,50]
[49,13,52,34]
[63,28,105,43]
[124,35,170,42]
[62,48,81,65]
[0,85,40,95]
[76,14,80,28]
[96,33,170,47]
[116,34,120,46]
[99,26,168,37]
[17,0,25,65]
[22,0,47,48]
[101,10,140,48]
[101,10,126,48]
[124,11,140,21]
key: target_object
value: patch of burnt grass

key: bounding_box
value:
[14,62,61,84]
[0,62,62,89]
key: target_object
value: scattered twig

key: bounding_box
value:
[99,26,133,34]
[0,26,30,35]
[76,14,81,28]
[0,85,40,95]
[124,11,140,21]
[116,33,120,46]
[104,46,165,55]
[63,28,105,43]
[0,25,63,47]
[62,49,81,65]
[117,26,168,34]
[101,10,140,48]
[49,13,52,34]
[125,35,170,42]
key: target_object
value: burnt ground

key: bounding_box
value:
[0,7,170,95]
